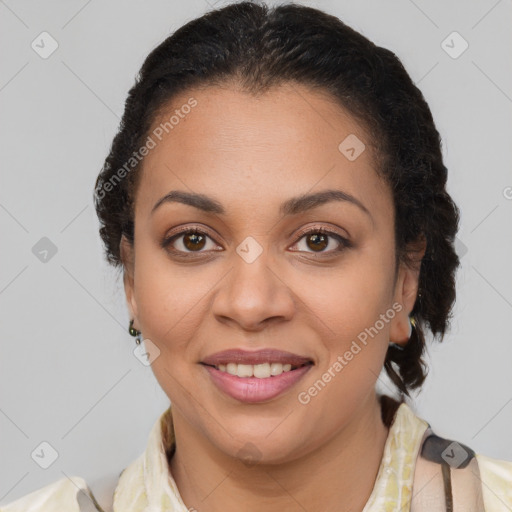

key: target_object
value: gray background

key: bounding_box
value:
[1,0,511,509]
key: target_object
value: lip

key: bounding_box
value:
[201,348,313,367]
[202,363,313,403]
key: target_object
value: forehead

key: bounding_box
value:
[135,83,391,220]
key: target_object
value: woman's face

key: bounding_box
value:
[122,82,420,463]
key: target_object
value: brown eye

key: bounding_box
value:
[305,232,328,252]
[183,232,206,251]
[162,227,219,255]
[291,227,351,255]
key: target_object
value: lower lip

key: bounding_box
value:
[202,364,313,403]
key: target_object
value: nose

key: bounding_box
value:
[211,247,296,332]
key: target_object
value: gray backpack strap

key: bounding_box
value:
[411,427,485,512]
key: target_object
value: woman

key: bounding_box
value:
[2,2,510,511]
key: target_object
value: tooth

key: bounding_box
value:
[253,363,271,379]
[237,364,253,378]
[226,363,238,376]
[214,362,300,377]
[270,363,284,376]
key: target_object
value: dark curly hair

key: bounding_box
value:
[93,1,460,400]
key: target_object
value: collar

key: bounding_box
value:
[362,399,430,510]
[113,397,429,511]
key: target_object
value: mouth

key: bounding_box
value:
[200,361,314,378]
[200,349,315,403]
[201,348,314,367]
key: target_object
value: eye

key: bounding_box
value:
[162,225,351,258]
[161,226,221,256]
[290,227,351,255]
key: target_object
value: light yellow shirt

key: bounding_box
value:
[1,399,511,511]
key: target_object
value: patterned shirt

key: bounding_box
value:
[1,397,511,511]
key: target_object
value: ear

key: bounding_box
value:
[120,234,139,327]
[389,235,426,346]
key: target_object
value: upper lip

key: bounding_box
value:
[201,349,314,367]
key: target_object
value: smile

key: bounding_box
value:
[204,361,312,378]
[201,362,314,403]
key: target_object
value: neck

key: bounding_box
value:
[169,392,391,512]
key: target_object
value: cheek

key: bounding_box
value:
[304,246,394,331]
[132,249,208,400]
[299,244,395,383]
[131,238,206,352]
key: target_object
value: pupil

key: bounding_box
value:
[184,233,205,251]
[308,233,327,251]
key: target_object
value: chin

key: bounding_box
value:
[211,423,312,467]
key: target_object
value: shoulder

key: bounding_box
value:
[0,475,104,512]
[476,453,512,510]
[412,423,512,511]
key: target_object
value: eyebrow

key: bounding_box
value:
[151,189,371,218]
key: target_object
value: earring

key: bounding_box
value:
[407,315,415,338]
[128,319,142,345]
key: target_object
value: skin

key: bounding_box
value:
[121,82,425,512]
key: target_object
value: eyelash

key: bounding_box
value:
[161,225,351,258]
